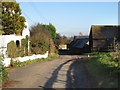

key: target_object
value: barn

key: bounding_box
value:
[68,36,90,54]
[89,25,119,52]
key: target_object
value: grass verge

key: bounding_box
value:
[86,52,119,88]
[0,65,8,88]
[0,54,8,87]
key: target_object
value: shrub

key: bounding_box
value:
[7,41,19,58]
[7,36,29,58]
[49,39,57,55]
[21,35,29,56]
[110,52,120,62]
[0,53,8,84]
[91,52,119,72]
[30,32,50,54]
[86,52,119,88]
[1,65,8,82]
[30,23,58,55]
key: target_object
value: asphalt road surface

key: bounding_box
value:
[4,55,96,88]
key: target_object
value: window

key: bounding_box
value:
[16,40,20,47]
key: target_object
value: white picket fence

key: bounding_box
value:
[2,51,49,67]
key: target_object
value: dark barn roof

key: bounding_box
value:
[90,25,118,39]
[69,36,89,49]
[71,38,89,48]
[74,36,89,39]
[68,36,90,54]
[89,25,119,52]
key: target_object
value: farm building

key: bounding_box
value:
[89,25,119,52]
[68,36,90,54]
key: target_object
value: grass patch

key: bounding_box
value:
[86,52,119,88]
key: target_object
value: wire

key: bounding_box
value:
[29,3,50,23]
[22,11,34,22]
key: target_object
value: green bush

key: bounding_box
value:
[30,23,57,55]
[0,54,8,84]
[110,51,120,62]
[86,52,119,88]
[30,32,50,54]
[7,36,29,58]
[90,52,119,69]
[7,41,24,58]
[0,65,8,82]
[21,35,29,56]
[7,41,19,58]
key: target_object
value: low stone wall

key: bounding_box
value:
[2,51,48,67]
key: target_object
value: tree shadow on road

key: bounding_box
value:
[58,49,84,55]
[41,59,73,89]
[66,59,96,88]
[40,58,96,89]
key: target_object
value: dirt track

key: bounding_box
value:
[4,55,96,88]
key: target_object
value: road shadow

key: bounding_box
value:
[41,59,73,89]
[40,57,96,89]
[58,49,84,55]
[66,58,119,88]
[66,59,96,88]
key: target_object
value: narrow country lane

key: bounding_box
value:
[4,55,96,88]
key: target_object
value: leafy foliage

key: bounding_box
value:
[7,41,19,58]
[30,23,72,53]
[7,36,29,58]
[86,52,119,88]
[110,51,120,62]
[30,23,57,54]
[90,52,119,73]
[30,31,50,54]
[48,23,56,39]
[2,2,26,35]
[54,33,73,49]
[1,65,8,83]
[0,53,8,84]
[21,35,29,56]
[49,38,57,55]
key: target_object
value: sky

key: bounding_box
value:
[18,2,118,36]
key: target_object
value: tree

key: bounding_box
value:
[48,23,56,39]
[30,32,49,54]
[2,2,26,35]
[54,34,72,49]
[118,26,120,42]
[30,23,51,37]
[30,23,57,54]
[54,33,61,48]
